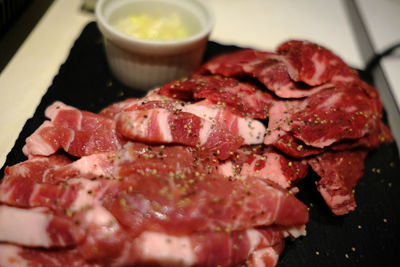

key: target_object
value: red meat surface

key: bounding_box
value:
[0,39,393,266]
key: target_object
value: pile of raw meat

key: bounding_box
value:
[0,40,392,266]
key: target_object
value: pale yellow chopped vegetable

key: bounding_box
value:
[113,12,192,41]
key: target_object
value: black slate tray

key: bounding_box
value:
[1,22,400,267]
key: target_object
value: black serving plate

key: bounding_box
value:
[1,22,400,267]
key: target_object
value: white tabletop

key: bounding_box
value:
[0,0,389,167]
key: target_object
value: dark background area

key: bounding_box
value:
[0,0,54,73]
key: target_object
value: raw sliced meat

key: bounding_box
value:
[277,40,358,86]
[160,74,274,119]
[0,228,285,267]
[265,84,383,150]
[102,95,267,146]
[307,149,368,215]
[1,39,394,266]
[250,56,333,98]
[23,102,123,157]
[331,120,393,151]
[104,143,309,234]
[0,244,98,267]
[0,141,309,265]
[268,133,324,158]
[1,141,309,241]
[240,147,309,189]
[3,154,71,183]
[199,49,274,77]
[116,108,244,160]
[0,205,79,248]
[200,50,333,99]
[182,100,266,145]
[288,85,382,148]
[2,152,115,186]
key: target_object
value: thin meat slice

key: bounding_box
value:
[250,56,333,98]
[277,40,358,86]
[289,85,382,148]
[240,147,309,189]
[0,176,104,213]
[99,91,169,120]
[106,228,285,266]
[264,99,322,157]
[265,85,382,150]
[0,206,80,248]
[1,142,309,238]
[199,49,274,77]
[3,154,72,183]
[182,100,266,145]
[0,228,284,267]
[307,149,368,215]
[103,95,267,145]
[0,244,99,267]
[116,108,244,160]
[330,120,393,151]
[269,133,324,158]
[99,98,143,119]
[200,50,333,99]
[42,152,116,183]
[23,102,123,157]
[106,168,309,236]
[160,75,274,119]
[2,152,115,185]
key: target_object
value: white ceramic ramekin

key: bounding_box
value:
[95,0,214,90]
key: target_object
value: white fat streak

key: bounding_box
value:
[218,161,235,177]
[250,247,279,267]
[11,164,30,177]
[278,55,298,80]
[198,120,213,145]
[136,231,196,266]
[0,244,28,267]
[184,103,266,145]
[243,58,268,73]
[246,229,263,253]
[85,205,120,237]
[63,129,74,152]
[44,101,76,120]
[76,110,83,130]
[157,109,173,142]
[315,91,343,110]
[182,103,219,121]
[182,104,216,145]
[283,225,307,239]
[309,53,326,85]
[252,153,288,188]
[71,153,111,177]
[237,118,266,144]
[307,137,337,148]
[23,121,57,156]
[264,102,289,144]
[0,206,52,247]
[69,178,101,211]
[318,187,352,209]
[273,190,283,222]
[331,74,356,83]
[29,183,43,205]
[0,184,13,203]
[121,111,149,137]
[241,153,289,188]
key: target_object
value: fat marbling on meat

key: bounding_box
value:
[0,39,393,266]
